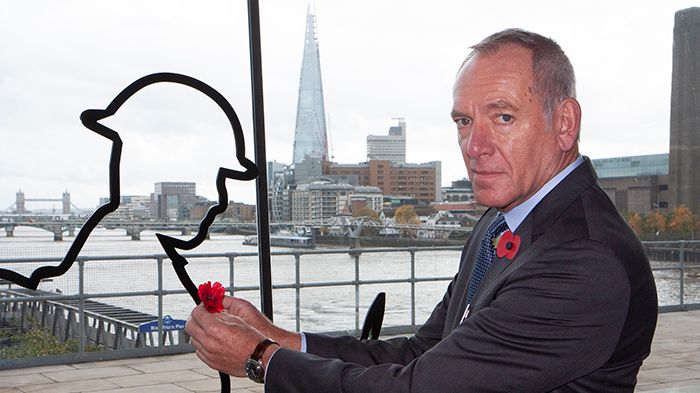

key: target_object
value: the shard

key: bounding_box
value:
[292,8,329,164]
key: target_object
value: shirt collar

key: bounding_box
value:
[502,155,584,232]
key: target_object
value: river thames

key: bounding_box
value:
[0,226,696,334]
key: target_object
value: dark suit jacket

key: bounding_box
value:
[266,158,658,392]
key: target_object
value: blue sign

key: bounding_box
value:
[138,315,186,333]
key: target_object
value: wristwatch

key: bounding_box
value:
[244,338,279,383]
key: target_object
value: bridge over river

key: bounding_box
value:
[0,214,472,242]
[0,217,259,241]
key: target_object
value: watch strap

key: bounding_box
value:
[250,338,278,361]
[245,338,279,383]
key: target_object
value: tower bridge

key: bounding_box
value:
[8,190,83,215]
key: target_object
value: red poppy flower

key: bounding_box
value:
[198,281,225,313]
[496,230,521,260]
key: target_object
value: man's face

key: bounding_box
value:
[452,45,565,212]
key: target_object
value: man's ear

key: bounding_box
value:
[555,98,581,152]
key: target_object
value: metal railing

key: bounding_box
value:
[1,242,699,369]
[0,246,460,368]
[643,240,700,312]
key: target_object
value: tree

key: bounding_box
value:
[626,212,643,236]
[668,205,695,239]
[352,206,380,221]
[645,210,667,238]
[394,205,420,238]
[352,207,381,237]
[394,205,420,225]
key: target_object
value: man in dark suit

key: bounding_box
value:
[186,28,658,392]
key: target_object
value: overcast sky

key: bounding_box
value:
[1,0,697,209]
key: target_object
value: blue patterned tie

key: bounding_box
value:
[465,214,508,306]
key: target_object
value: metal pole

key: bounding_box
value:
[680,241,685,307]
[410,250,416,328]
[78,260,85,354]
[295,253,301,332]
[229,256,235,297]
[157,257,164,346]
[247,0,273,321]
[355,254,360,333]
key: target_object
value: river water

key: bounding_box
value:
[0,226,694,333]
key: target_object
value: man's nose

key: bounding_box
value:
[466,120,494,158]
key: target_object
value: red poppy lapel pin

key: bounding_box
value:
[198,281,225,313]
[494,230,521,260]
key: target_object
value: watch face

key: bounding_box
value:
[245,359,264,383]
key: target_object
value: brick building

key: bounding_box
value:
[323,160,441,204]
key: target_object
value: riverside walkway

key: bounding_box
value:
[1,310,699,392]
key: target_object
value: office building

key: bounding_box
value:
[350,186,384,212]
[280,177,384,222]
[151,182,196,220]
[591,154,669,214]
[293,180,353,221]
[267,161,287,189]
[324,160,441,204]
[367,119,406,164]
[442,178,474,202]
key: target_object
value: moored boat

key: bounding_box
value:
[243,234,315,249]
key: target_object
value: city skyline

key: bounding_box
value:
[1,1,697,208]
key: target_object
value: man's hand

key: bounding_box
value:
[223,296,302,350]
[186,304,276,377]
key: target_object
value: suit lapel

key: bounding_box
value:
[461,157,599,319]
[469,214,533,309]
[449,208,498,329]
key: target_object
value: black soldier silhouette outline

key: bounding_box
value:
[0,72,259,392]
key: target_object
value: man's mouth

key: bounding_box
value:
[471,170,502,177]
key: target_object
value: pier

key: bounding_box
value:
[0,284,184,351]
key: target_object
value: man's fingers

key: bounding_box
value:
[185,308,208,337]
[189,336,204,352]
[190,337,211,363]
[222,295,236,308]
[186,303,269,379]
[191,303,212,320]
[193,347,216,370]
[223,296,254,316]
[190,333,226,372]
[188,324,216,353]
[191,304,228,328]
[216,312,246,326]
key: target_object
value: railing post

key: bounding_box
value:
[679,241,685,307]
[410,250,416,329]
[295,253,301,332]
[228,256,235,297]
[354,253,360,333]
[157,257,164,346]
[78,259,85,354]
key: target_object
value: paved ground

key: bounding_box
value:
[636,310,700,392]
[1,310,699,392]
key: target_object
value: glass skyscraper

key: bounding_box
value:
[292,8,329,164]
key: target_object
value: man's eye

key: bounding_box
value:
[498,114,513,123]
[455,118,472,126]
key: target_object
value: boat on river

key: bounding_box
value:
[243,234,315,249]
